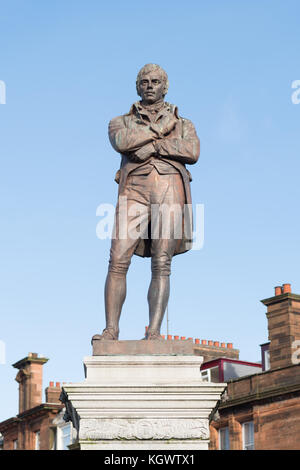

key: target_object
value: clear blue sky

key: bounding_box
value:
[1,0,300,421]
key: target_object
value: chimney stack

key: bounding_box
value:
[261,284,300,370]
[13,353,49,414]
[45,381,62,404]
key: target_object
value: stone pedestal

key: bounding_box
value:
[61,341,225,450]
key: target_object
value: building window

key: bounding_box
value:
[242,421,254,450]
[264,349,270,371]
[62,424,71,450]
[52,412,76,450]
[35,431,40,450]
[219,427,230,450]
[55,423,74,450]
[51,428,57,450]
[200,369,211,381]
[201,366,220,382]
[260,342,270,371]
[13,439,18,450]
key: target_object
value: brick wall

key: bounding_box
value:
[254,397,300,450]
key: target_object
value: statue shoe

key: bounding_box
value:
[143,331,164,341]
[92,328,119,341]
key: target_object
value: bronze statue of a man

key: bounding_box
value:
[96,64,200,341]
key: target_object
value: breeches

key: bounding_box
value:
[108,167,185,277]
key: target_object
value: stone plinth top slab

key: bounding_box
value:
[92,339,194,356]
[83,355,204,385]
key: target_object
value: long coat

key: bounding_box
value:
[108,101,200,257]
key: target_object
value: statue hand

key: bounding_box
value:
[159,115,178,135]
[150,116,178,139]
[130,142,156,162]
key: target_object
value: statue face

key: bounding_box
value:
[138,71,166,104]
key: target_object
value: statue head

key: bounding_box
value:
[136,64,169,104]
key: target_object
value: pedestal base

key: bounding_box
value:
[78,439,209,451]
[61,348,225,450]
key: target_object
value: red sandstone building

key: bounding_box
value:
[209,283,300,450]
[0,353,69,450]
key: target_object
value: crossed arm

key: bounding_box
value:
[108,114,200,165]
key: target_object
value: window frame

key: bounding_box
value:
[56,422,74,450]
[242,421,255,450]
[219,426,230,450]
[34,430,40,450]
[264,349,270,371]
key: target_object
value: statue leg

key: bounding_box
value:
[147,274,170,338]
[103,270,127,339]
[146,238,177,339]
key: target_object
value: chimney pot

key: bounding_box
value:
[195,338,200,344]
[167,335,172,340]
[208,340,213,346]
[201,339,207,345]
[174,335,179,340]
[214,341,220,347]
[227,343,233,349]
[282,283,292,294]
[55,382,60,388]
[275,286,283,296]
[49,381,54,387]
[180,336,186,340]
